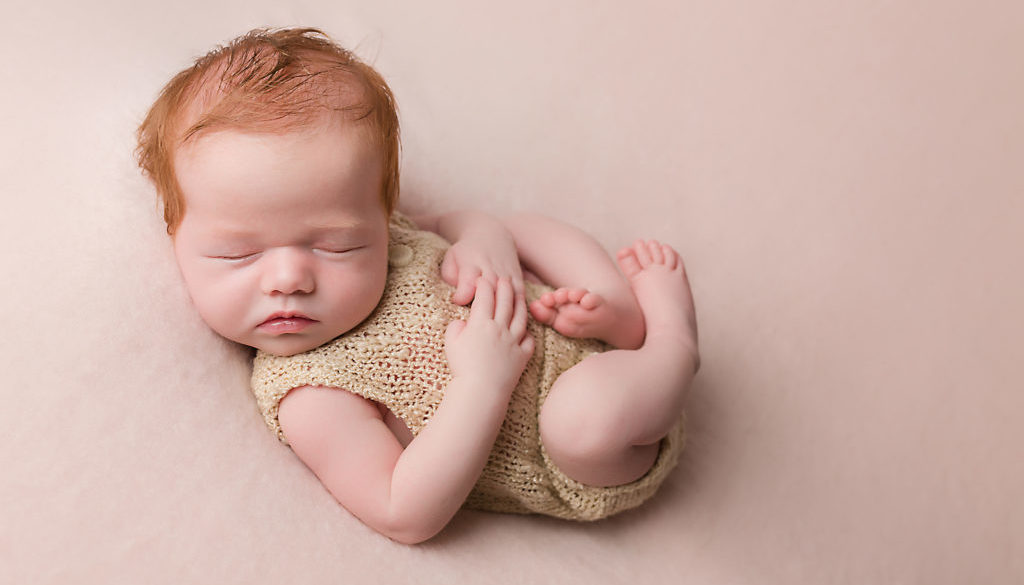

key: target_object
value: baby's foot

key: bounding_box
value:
[530,288,609,339]
[529,287,643,349]
[616,240,700,366]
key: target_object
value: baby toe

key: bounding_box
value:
[579,292,602,310]
[661,243,678,269]
[529,300,556,324]
[647,240,665,264]
[633,240,653,266]
[553,288,571,305]
[616,247,643,278]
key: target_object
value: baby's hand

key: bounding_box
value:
[444,278,535,395]
[441,228,525,307]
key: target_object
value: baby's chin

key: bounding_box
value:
[251,336,332,356]
[232,330,341,357]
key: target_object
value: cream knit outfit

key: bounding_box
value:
[250,214,686,521]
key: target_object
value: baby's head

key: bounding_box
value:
[137,28,401,356]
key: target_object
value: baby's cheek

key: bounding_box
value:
[188,279,244,337]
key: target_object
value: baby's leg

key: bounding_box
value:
[503,213,644,349]
[538,240,699,487]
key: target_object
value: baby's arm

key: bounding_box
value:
[278,278,534,544]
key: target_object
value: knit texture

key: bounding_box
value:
[250,213,686,520]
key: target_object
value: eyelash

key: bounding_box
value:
[314,246,360,256]
[214,253,259,262]
[210,247,360,262]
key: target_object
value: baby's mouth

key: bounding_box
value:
[258,312,318,334]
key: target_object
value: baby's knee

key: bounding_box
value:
[539,389,627,463]
[539,393,659,487]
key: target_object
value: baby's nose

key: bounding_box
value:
[260,248,315,295]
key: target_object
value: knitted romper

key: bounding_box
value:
[250,214,686,521]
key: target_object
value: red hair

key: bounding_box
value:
[136,27,400,235]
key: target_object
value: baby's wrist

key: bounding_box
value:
[448,372,514,402]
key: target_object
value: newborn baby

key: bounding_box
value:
[136,27,699,544]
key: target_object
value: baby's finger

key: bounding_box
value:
[519,332,535,358]
[480,269,497,287]
[469,277,495,321]
[493,276,512,327]
[509,292,528,341]
[444,319,467,344]
[440,249,459,287]
[512,278,526,309]
[454,269,480,305]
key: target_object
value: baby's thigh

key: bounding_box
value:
[522,267,545,285]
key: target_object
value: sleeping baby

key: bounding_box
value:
[136,27,699,544]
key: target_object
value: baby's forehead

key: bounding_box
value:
[173,123,385,220]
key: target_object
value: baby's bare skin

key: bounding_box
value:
[530,287,643,349]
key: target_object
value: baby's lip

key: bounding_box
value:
[258,311,318,333]
[260,311,313,324]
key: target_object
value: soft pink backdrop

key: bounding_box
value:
[2,1,1021,583]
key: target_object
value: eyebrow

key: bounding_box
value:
[306,219,366,232]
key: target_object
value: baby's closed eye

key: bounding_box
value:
[313,245,364,256]
[208,251,261,262]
